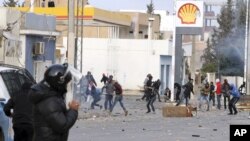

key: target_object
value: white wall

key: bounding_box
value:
[0,8,22,67]
[63,38,171,90]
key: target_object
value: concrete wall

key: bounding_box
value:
[22,13,56,31]
[24,35,55,75]
[63,38,171,90]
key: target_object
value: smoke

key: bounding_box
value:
[217,27,245,76]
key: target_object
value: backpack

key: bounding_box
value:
[114,82,123,94]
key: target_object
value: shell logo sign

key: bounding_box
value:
[176,1,204,27]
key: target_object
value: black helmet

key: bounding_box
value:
[44,63,72,91]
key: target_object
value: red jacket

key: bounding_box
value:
[216,82,221,95]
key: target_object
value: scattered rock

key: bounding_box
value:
[143,128,146,131]
[122,129,125,132]
[198,125,202,127]
[192,135,200,137]
[213,129,217,131]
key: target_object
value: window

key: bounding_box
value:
[0,69,35,97]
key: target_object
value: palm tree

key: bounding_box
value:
[147,0,154,14]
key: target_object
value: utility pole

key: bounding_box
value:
[67,0,75,66]
[247,0,250,95]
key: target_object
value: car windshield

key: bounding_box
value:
[0,69,36,98]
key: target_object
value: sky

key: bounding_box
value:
[0,0,174,13]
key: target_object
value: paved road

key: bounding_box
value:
[68,95,250,141]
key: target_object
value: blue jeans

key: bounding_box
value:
[199,95,209,110]
[104,94,113,111]
[111,95,126,112]
[146,95,156,112]
[216,94,222,109]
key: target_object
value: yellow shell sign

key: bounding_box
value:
[178,3,200,24]
[176,1,204,27]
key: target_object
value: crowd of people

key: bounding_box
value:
[174,78,241,115]
[79,71,128,116]
[2,62,244,141]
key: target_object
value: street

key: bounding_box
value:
[68,95,250,141]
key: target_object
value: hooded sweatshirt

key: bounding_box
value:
[229,84,240,98]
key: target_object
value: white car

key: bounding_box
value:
[0,64,36,141]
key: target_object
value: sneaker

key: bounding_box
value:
[125,110,128,116]
[152,111,156,114]
[228,113,233,115]
[234,112,238,115]
[146,111,151,113]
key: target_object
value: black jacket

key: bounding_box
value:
[3,83,33,126]
[29,82,78,141]
[183,82,194,97]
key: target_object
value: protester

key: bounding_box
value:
[209,81,215,106]
[182,78,194,106]
[29,63,79,141]
[111,81,128,116]
[164,87,171,102]
[152,79,162,102]
[100,73,108,85]
[145,75,156,113]
[88,81,102,109]
[4,82,34,141]
[221,79,230,110]
[174,82,181,102]
[215,79,222,110]
[199,81,210,111]
[103,75,115,112]
[238,81,246,95]
[141,74,152,101]
[86,71,97,86]
[228,83,240,115]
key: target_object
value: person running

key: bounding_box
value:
[215,79,222,110]
[141,74,152,101]
[103,75,115,112]
[111,81,128,116]
[174,82,181,102]
[100,73,108,85]
[228,83,240,115]
[86,71,97,86]
[88,81,102,109]
[221,79,230,110]
[145,75,156,113]
[182,79,194,106]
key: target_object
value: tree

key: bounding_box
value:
[147,0,154,14]
[201,38,217,72]
[217,0,234,38]
[201,0,246,76]
[3,0,18,7]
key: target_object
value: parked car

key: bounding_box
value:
[0,64,36,141]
